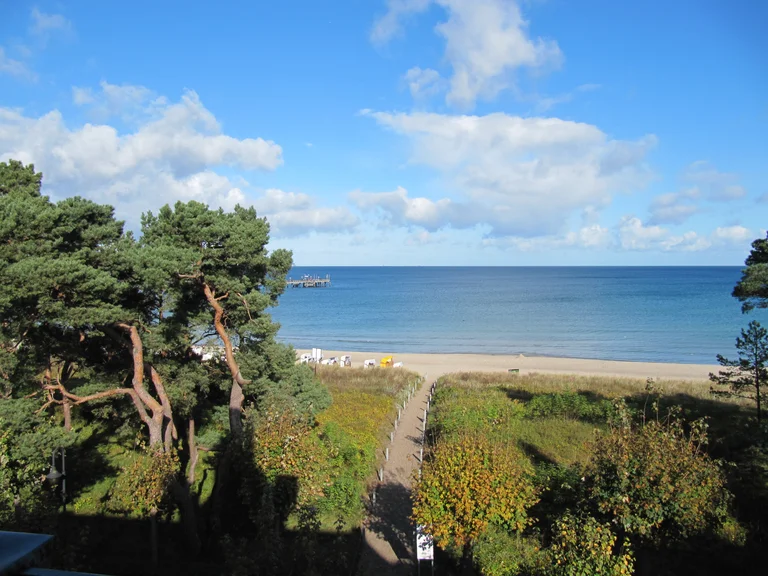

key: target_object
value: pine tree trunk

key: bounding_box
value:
[62,399,72,432]
[187,417,198,484]
[229,380,245,439]
[203,283,250,439]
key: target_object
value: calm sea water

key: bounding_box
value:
[269,267,765,364]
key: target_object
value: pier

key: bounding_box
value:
[287,274,331,288]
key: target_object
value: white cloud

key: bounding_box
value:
[483,224,612,251]
[372,0,562,108]
[370,0,432,44]
[72,86,94,105]
[0,84,282,223]
[618,217,753,252]
[0,47,36,81]
[483,219,753,253]
[350,186,462,229]
[403,67,444,99]
[254,189,359,236]
[30,8,72,37]
[711,225,753,244]
[648,187,700,224]
[72,81,167,122]
[683,161,746,201]
[362,110,655,236]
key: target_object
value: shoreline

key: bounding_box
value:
[299,349,719,381]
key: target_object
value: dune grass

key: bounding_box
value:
[304,367,421,528]
[437,371,753,457]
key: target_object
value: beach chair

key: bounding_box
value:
[393,361,404,368]
[380,356,394,368]
[364,359,376,369]
[299,353,312,364]
[340,355,352,367]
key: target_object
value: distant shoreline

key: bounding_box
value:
[298,349,719,382]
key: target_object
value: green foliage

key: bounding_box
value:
[732,232,768,312]
[0,400,72,530]
[431,383,596,467]
[473,526,544,576]
[107,448,180,517]
[413,435,539,549]
[710,320,768,421]
[547,513,634,576]
[245,368,418,533]
[525,391,614,423]
[431,385,526,437]
[585,404,730,543]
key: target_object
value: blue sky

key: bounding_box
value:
[0,1,766,265]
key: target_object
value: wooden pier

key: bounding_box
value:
[286,274,331,288]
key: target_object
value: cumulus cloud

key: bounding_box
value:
[618,217,753,252]
[350,186,465,229]
[362,110,655,236]
[683,161,746,201]
[648,187,700,224]
[0,47,36,81]
[483,224,612,251]
[372,0,561,108]
[403,67,444,99]
[711,225,753,244]
[0,83,283,223]
[485,219,755,253]
[254,189,359,237]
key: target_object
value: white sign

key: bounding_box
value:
[416,525,434,561]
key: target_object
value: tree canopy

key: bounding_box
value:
[0,159,323,551]
[733,232,768,313]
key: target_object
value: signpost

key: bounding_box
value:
[416,525,434,575]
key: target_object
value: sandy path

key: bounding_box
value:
[301,350,717,381]
[357,376,433,575]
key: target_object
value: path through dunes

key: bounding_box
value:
[357,375,433,575]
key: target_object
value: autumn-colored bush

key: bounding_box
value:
[412,435,539,551]
[546,513,634,576]
[107,448,179,517]
[585,404,731,543]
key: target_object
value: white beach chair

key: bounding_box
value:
[363,359,376,369]
[340,355,352,367]
[299,353,312,364]
[393,361,404,368]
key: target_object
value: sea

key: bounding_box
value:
[269,267,766,365]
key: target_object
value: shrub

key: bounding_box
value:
[547,513,634,576]
[585,404,731,543]
[107,448,179,517]
[473,526,543,576]
[525,392,613,423]
[412,435,539,551]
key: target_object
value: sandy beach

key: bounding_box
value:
[300,349,719,381]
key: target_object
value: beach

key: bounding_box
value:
[299,350,719,381]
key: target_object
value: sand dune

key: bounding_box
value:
[300,349,718,381]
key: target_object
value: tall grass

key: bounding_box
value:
[440,371,728,400]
